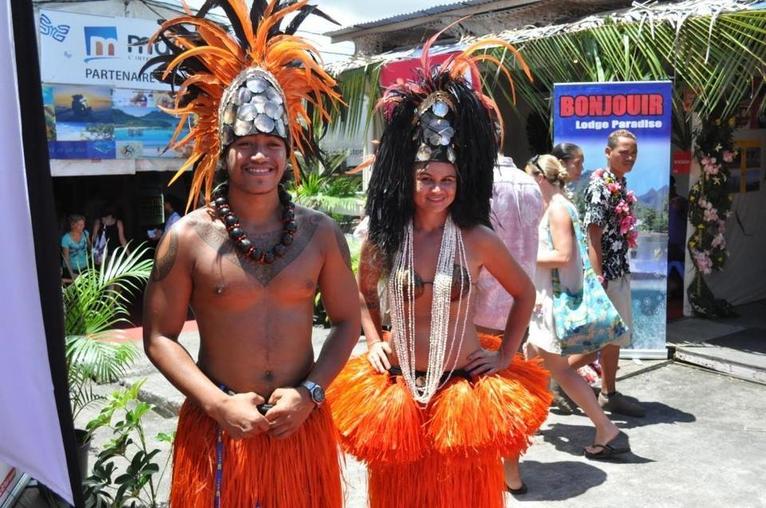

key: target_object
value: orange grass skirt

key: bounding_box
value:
[327,333,551,508]
[170,400,342,508]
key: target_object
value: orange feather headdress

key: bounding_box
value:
[144,0,341,209]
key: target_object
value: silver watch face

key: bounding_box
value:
[311,385,326,404]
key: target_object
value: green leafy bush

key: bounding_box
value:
[83,381,173,508]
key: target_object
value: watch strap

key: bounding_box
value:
[300,379,324,405]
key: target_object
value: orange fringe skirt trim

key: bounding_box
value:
[170,400,342,508]
[327,333,551,508]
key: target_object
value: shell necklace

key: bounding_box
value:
[388,216,472,404]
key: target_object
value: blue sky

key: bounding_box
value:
[576,139,670,197]
[186,0,449,62]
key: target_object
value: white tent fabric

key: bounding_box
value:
[0,0,73,503]
[707,188,766,305]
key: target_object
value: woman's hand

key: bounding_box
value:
[367,341,392,373]
[465,347,513,377]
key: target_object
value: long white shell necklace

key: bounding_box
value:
[388,216,472,404]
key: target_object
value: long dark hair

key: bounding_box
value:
[366,77,496,269]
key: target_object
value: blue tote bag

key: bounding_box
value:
[550,204,627,355]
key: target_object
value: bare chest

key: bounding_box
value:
[188,215,323,307]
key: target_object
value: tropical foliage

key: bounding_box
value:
[65,244,153,420]
[83,381,173,508]
[288,151,364,216]
[327,64,382,138]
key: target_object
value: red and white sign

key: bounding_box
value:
[380,51,480,89]
[672,150,692,174]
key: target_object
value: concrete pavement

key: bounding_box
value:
[68,326,766,508]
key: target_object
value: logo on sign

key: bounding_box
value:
[84,26,118,61]
[39,13,71,42]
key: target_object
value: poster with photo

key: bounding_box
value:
[49,85,114,159]
[112,88,188,159]
[50,84,115,159]
[553,81,672,357]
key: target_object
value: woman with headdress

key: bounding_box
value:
[327,31,551,507]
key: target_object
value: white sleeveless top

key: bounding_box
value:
[528,194,583,354]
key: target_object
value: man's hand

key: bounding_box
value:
[465,347,513,377]
[367,341,392,373]
[213,392,271,439]
[264,387,315,439]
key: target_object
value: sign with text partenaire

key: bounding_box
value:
[38,9,168,90]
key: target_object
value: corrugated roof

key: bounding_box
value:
[327,0,501,37]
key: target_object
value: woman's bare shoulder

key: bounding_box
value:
[547,199,574,226]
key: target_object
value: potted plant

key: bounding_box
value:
[63,243,153,477]
[288,151,365,217]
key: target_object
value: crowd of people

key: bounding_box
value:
[133,1,648,507]
[59,196,181,280]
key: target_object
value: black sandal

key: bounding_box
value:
[584,430,631,460]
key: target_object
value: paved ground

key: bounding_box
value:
[17,324,766,507]
[519,362,766,507]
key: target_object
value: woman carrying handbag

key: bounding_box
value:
[525,154,630,460]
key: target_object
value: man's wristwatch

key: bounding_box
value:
[300,380,326,407]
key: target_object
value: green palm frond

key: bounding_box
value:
[293,193,365,216]
[68,365,100,421]
[500,6,766,130]
[66,335,139,385]
[328,64,383,138]
[63,243,153,338]
[65,242,153,417]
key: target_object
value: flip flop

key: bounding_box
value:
[584,430,631,460]
[506,482,528,495]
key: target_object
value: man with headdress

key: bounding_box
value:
[328,29,551,508]
[141,2,359,507]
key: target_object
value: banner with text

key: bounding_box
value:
[553,81,672,356]
[38,9,168,90]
